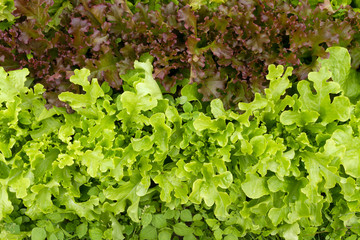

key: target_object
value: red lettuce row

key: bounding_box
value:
[1,0,360,108]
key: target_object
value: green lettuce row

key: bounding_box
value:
[1,47,360,239]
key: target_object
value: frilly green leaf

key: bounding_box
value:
[298,67,351,124]
[317,46,360,102]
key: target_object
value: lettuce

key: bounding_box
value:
[0,0,15,22]
[1,47,360,239]
[317,46,360,103]
[3,0,360,109]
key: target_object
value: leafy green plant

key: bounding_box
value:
[316,46,360,103]
[184,0,225,9]
[1,47,360,239]
[0,0,15,29]
[285,0,351,8]
[0,0,14,21]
